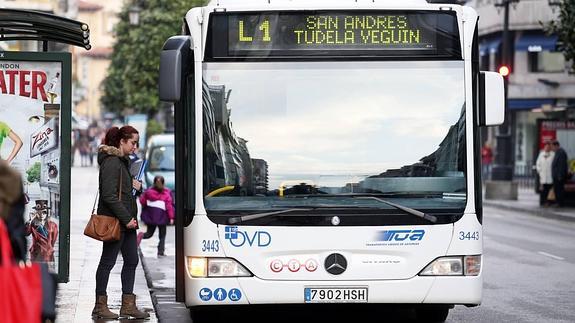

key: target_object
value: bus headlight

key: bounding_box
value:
[188,257,208,278]
[419,255,481,276]
[187,257,252,278]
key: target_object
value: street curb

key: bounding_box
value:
[139,248,154,289]
[139,248,161,318]
[483,201,575,223]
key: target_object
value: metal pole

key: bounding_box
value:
[491,0,513,181]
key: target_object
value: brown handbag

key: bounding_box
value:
[84,171,122,242]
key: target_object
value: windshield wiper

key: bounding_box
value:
[283,192,445,198]
[355,196,437,223]
[226,205,367,224]
[225,194,439,224]
[227,208,312,224]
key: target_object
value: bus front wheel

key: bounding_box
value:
[415,305,451,322]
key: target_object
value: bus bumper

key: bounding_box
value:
[185,274,482,306]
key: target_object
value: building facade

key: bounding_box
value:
[73,0,123,122]
[471,0,575,179]
[0,0,113,122]
[0,0,76,51]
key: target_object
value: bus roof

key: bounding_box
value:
[205,0,462,10]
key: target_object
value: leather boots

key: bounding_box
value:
[120,293,150,319]
[92,295,119,319]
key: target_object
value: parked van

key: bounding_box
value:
[144,134,175,193]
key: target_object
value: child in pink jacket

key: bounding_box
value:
[137,176,174,256]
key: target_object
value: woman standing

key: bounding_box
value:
[536,142,555,206]
[92,126,149,319]
[138,175,174,256]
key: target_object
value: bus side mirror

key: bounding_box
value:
[478,71,505,126]
[159,36,192,102]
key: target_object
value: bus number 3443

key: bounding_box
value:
[458,231,480,241]
[202,240,220,252]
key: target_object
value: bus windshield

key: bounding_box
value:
[202,61,466,215]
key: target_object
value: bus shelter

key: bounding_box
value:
[0,8,90,282]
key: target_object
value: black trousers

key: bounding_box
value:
[95,230,138,296]
[143,224,166,254]
[553,180,566,207]
[539,184,553,206]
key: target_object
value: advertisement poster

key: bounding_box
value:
[539,120,575,148]
[0,52,71,281]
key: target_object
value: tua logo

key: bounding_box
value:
[225,226,271,247]
[377,230,425,242]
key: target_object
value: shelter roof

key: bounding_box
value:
[0,8,91,50]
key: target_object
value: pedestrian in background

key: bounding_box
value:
[89,137,99,167]
[481,142,493,181]
[481,143,493,181]
[138,176,174,257]
[92,125,149,320]
[551,140,569,207]
[535,141,554,206]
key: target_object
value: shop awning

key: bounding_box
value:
[515,34,558,52]
[508,99,555,110]
[479,37,501,56]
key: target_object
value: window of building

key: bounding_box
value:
[106,13,118,33]
[528,51,565,73]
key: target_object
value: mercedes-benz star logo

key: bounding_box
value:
[324,253,347,275]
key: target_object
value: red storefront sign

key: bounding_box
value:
[539,120,575,149]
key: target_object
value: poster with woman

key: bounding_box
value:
[0,52,71,281]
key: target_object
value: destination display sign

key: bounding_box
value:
[208,11,461,58]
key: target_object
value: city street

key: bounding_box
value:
[4,1,574,323]
[141,207,575,322]
[449,207,575,322]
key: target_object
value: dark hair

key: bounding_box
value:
[552,140,560,146]
[153,176,165,190]
[102,126,139,148]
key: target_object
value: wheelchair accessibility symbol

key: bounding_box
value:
[228,288,242,301]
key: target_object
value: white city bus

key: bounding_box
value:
[159,0,504,321]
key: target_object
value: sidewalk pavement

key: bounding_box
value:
[483,187,575,222]
[56,166,157,322]
[139,225,193,323]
